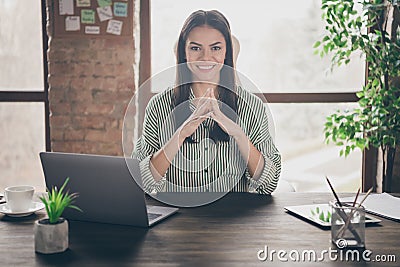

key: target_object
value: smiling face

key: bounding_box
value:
[185,25,226,83]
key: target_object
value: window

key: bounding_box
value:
[140,0,365,192]
[0,0,49,192]
[270,103,361,192]
[150,0,364,94]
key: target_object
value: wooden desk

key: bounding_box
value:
[0,193,399,266]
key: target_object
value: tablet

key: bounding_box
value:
[284,203,381,228]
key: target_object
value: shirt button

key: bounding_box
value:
[205,147,208,151]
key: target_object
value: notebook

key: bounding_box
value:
[341,193,400,222]
[39,152,178,227]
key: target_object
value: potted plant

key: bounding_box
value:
[34,177,82,254]
[314,0,400,192]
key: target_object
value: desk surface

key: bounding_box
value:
[1,193,399,266]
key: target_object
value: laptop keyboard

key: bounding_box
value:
[148,213,162,221]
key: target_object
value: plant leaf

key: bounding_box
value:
[40,177,82,223]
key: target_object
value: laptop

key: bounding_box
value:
[39,152,178,227]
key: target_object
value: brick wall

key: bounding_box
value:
[47,9,136,156]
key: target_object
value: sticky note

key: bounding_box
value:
[65,16,80,31]
[76,0,91,7]
[97,0,112,7]
[97,6,113,22]
[81,9,95,24]
[59,0,74,15]
[114,2,128,17]
[106,19,123,35]
[85,26,100,34]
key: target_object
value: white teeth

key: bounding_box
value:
[198,65,214,70]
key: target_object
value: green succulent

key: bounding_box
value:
[39,177,82,224]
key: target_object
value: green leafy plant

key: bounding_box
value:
[39,177,82,224]
[311,206,332,223]
[314,0,400,191]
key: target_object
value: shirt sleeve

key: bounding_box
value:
[243,98,282,194]
[132,97,167,194]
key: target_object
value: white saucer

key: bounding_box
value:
[0,202,45,217]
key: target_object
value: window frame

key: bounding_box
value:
[138,0,376,191]
[0,0,50,151]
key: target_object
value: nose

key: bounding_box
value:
[201,48,212,61]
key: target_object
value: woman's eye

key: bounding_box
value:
[212,46,221,51]
[190,46,200,51]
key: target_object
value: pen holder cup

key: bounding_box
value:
[330,201,365,249]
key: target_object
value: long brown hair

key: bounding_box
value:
[173,10,238,142]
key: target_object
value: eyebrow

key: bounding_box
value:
[189,41,223,46]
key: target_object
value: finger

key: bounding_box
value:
[194,112,213,121]
[210,111,219,123]
[211,88,219,101]
[182,115,206,130]
[202,87,212,97]
[209,96,220,112]
[210,112,228,132]
[210,110,226,125]
[208,88,214,98]
[211,112,227,132]
[196,89,212,106]
[194,98,213,116]
[205,89,220,114]
[188,114,208,124]
[205,111,214,118]
[210,111,217,120]
[198,113,213,125]
[210,88,216,98]
[199,88,214,100]
[196,92,212,108]
[185,115,210,131]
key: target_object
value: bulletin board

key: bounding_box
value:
[52,0,133,38]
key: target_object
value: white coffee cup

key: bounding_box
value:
[4,185,35,212]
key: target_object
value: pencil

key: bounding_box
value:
[352,188,360,207]
[337,187,373,239]
[325,176,342,206]
[355,187,373,209]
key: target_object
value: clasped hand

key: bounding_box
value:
[178,88,243,141]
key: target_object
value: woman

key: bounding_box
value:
[134,10,281,194]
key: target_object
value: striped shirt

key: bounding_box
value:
[133,86,281,194]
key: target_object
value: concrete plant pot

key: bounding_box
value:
[34,218,68,254]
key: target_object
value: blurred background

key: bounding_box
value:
[0,0,363,192]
